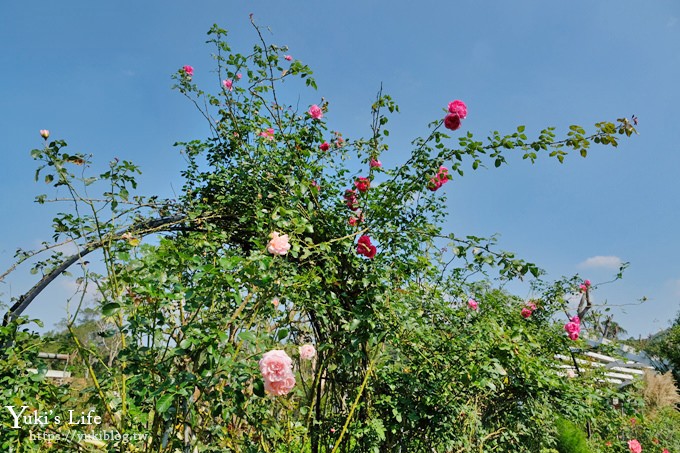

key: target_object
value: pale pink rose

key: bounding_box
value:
[448,100,467,119]
[259,349,293,379]
[222,79,233,91]
[182,65,194,77]
[566,369,576,378]
[468,298,478,310]
[627,439,642,453]
[267,231,291,255]
[308,104,323,120]
[299,344,316,360]
[259,349,295,396]
[272,298,280,308]
[236,73,242,80]
[39,129,50,139]
[370,158,382,168]
[264,374,296,396]
[284,55,292,61]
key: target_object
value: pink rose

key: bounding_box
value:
[299,344,316,360]
[267,231,291,256]
[259,349,296,396]
[264,375,296,396]
[627,439,642,453]
[308,104,323,120]
[319,141,330,152]
[348,217,358,226]
[444,113,461,131]
[427,166,450,191]
[584,279,591,287]
[311,180,320,190]
[272,298,280,308]
[344,189,359,210]
[354,177,370,193]
[335,136,345,147]
[222,79,233,91]
[568,331,579,341]
[448,100,468,119]
[236,73,242,80]
[357,235,377,259]
[39,129,50,139]
[284,55,292,61]
[182,65,194,77]
[370,158,382,168]
[521,307,533,318]
[468,298,478,310]
[259,349,293,381]
[579,284,588,292]
[259,128,275,141]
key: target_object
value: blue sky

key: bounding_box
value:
[1,1,679,337]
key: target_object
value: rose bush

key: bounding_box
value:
[0,21,647,452]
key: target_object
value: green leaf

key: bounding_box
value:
[156,394,174,414]
[101,302,121,317]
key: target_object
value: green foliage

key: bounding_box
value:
[1,21,641,452]
[555,417,591,453]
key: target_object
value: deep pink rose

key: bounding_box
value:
[444,113,461,131]
[568,331,579,341]
[448,100,467,119]
[468,298,478,310]
[427,166,450,191]
[267,231,291,256]
[627,439,642,453]
[222,79,233,91]
[344,189,359,210]
[319,141,330,152]
[584,279,591,287]
[308,104,323,120]
[521,307,533,318]
[357,235,377,259]
[354,177,370,193]
[182,65,194,77]
[284,55,292,61]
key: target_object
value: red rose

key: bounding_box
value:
[357,235,377,259]
[444,113,461,131]
[354,177,370,193]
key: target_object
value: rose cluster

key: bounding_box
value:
[564,316,581,341]
[521,301,538,319]
[427,166,451,192]
[444,100,467,131]
[357,235,377,259]
[259,350,296,396]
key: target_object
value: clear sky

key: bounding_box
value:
[1,1,679,338]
